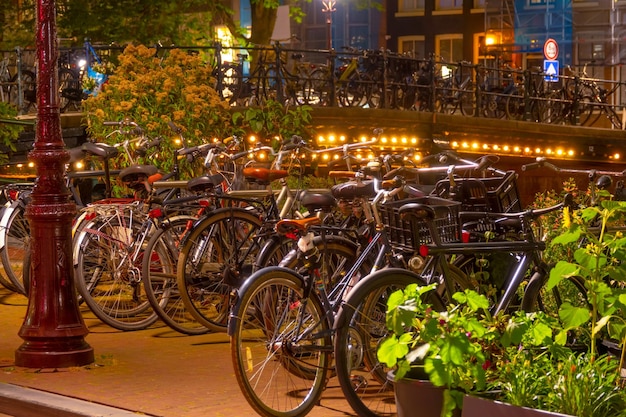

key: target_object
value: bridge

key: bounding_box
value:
[2,107,625,206]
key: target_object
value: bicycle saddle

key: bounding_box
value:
[82,142,119,160]
[300,192,336,213]
[119,164,158,183]
[243,167,289,185]
[331,180,375,199]
[187,173,227,193]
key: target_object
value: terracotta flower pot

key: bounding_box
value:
[462,395,575,417]
[388,372,461,417]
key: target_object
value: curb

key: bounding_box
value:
[0,383,154,417]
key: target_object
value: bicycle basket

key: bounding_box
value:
[379,196,462,251]
[431,170,521,213]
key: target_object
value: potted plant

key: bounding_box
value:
[378,199,626,417]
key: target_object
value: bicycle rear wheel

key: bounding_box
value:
[74,212,159,331]
[333,268,444,417]
[142,215,209,335]
[229,266,331,417]
[177,207,263,332]
[0,202,29,294]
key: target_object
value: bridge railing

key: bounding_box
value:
[1,43,624,129]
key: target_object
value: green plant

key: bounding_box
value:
[378,280,626,417]
[378,285,510,416]
[549,200,626,363]
[231,99,314,145]
[0,101,23,164]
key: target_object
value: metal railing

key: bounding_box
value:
[1,43,624,130]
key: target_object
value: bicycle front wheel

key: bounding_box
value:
[177,207,263,332]
[142,215,209,335]
[74,213,159,331]
[333,268,444,417]
[229,266,331,417]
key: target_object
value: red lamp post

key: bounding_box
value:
[15,0,94,368]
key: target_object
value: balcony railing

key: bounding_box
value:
[2,43,624,130]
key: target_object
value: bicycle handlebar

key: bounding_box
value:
[521,157,626,178]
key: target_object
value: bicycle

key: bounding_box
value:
[174,135,379,333]
[331,191,571,417]
[226,153,499,417]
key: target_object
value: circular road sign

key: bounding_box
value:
[544,38,559,60]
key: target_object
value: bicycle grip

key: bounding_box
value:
[521,162,540,171]
[103,121,121,126]
[230,150,251,160]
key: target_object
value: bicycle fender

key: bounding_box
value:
[0,199,26,251]
[72,219,98,268]
[227,266,307,337]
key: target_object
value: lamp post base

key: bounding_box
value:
[16,338,94,368]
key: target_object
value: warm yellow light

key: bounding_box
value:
[360,135,368,142]
[174,138,182,145]
[482,144,489,150]
[401,137,407,144]
[411,137,418,144]
[462,142,469,148]
[16,164,23,168]
[485,34,497,46]
[28,162,35,168]
[546,149,553,155]
[414,154,421,161]
[249,135,256,143]
[535,147,541,154]
[257,152,267,160]
[614,153,621,160]
[322,153,330,161]
[391,137,398,144]
[328,135,336,143]
[493,144,500,151]
[381,137,388,144]
[503,145,510,152]
[524,147,531,153]
[368,153,375,159]
[556,149,563,156]
[333,154,340,160]
[451,141,459,148]
[513,146,520,153]
[340,135,346,142]
[568,150,574,156]
[471,142,479,149]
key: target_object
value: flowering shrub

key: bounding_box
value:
[83,44,232,177]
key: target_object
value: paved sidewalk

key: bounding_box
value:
[0,288,356,417]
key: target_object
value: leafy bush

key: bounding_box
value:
[0,101,23,164]
[83,44,232,177]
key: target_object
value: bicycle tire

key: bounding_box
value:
[9,69,36,113]
[334,268,445,417]
[58,68,81,112]
[176,207,264,332]
[142,215,209,335]
[229,266,331,417]
[74,213,159,331]
[0,202,30,294]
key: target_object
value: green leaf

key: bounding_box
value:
[551,226,581,245]
[377,335,407,367]
[424,357,448,387]
[547,261,580,290]
[558,302,590,328]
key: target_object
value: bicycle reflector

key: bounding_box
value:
[419,244,428,258]
[148,208,164,219]
[462,230,471,243]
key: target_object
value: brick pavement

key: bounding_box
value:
[0,287,356,417]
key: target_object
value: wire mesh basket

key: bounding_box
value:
[431,170,521,213]
[379,196,462,251]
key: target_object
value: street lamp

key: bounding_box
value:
[321,0,336,50]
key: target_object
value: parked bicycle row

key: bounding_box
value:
[1,118,624,416]
[2,42,624,130]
